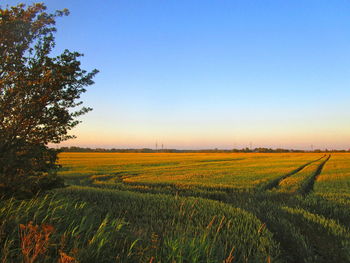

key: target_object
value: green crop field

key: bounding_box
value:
[1,152,350,262]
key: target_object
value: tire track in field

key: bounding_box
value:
[258,155,326,191]
[297,155,331,196]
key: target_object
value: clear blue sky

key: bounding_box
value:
[4,0,350,149]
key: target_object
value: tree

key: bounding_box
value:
[0,3,98,197]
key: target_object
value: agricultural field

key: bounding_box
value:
[58,153,321,189]
[1,152,350,262]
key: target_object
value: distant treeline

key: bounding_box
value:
[58,146,350,153]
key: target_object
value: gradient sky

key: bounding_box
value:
[4,0,350,149]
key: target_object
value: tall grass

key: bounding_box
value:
[0,186,281,262]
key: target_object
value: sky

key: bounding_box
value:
[4,0,350,150]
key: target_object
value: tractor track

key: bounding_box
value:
[258,155,326,191]
[297,154,331,196]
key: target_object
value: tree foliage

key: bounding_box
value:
[0,3,98,197]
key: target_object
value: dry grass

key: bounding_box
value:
[19,222,54,263]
